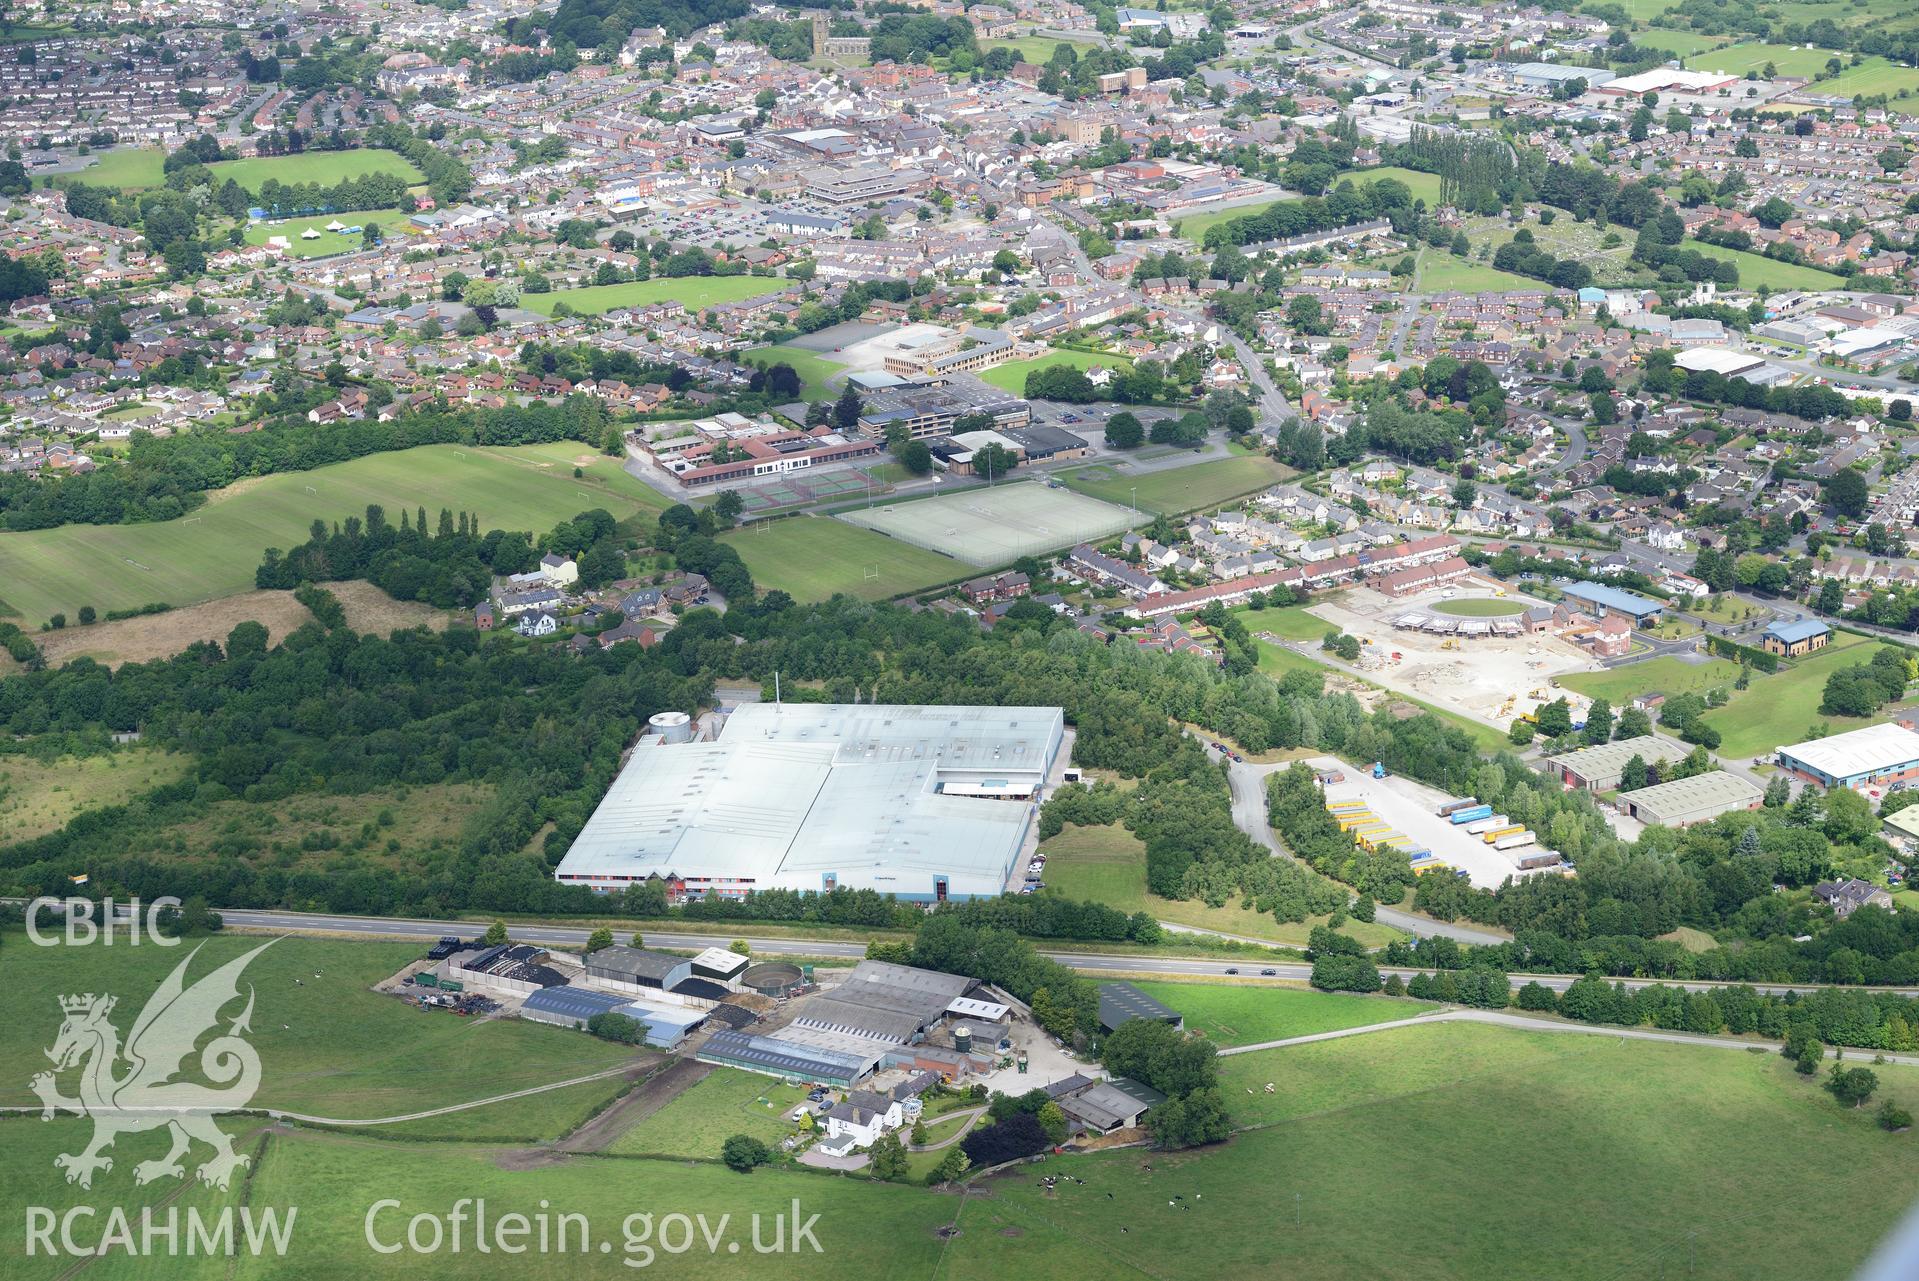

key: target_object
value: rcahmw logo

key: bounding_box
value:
[26,896,182,947]
[24,939,299,1259]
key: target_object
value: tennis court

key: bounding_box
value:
[839,481,1139,566]
[736,469,878,513]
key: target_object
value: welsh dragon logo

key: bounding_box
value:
[30,940,274,1190]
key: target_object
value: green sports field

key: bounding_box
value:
[1683,240,1847,291]
[741,344,849,397]
[1038,822,1401,948]
[978,347,1133,395]
[1060,454,1293,515]
[1687,41,1842,79]
[244,209,401,258]
[522,276,789,316]
[209,148,424,191]
[1134,981,1435,1046]
[51,145,166,189]
[1822,58,1919,99]
[0,443,666,626]
[719,515,962,601]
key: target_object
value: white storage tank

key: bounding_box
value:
[650,711,694,744]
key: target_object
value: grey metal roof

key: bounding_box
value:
[1097,980,1181,1030]
[697,1030,869,1081]
[522,987,631,1021]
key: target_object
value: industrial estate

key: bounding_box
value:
[13,0,1919,1277]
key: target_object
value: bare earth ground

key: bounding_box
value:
[34,580,448,667]
[494,1056,702,1169]
[1306,583,1596,725]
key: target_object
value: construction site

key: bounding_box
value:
[1301,582,1602,730]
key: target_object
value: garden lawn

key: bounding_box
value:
[1683,239,1847,291]
[1060,454,1293,515]
[945,1020,1919,1281]
[0,931,638,1120]
[243,209,401,258]
[1700,633,1901,757]
[1037,822,1401,948]
[53,145,166,189]
[0,443,666,627]
[1133,981,1434,1046]
[979,347,1133,395]
[209,148,424,191]
[522,275,788,316]
[719,515,962,601]
[1414,249,1542,293]
[608,1067,810,1159]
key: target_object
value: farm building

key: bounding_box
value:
[519,986,707,1048]
[1097,981,1185,1033]
[1617,771,1763,826]
[584,945,733,1007]
[1761,619,1830,658]
[1545,734,1691,792]
[555,703,1065,902]
[1777,723,1919,791]
[1554,580,1665,625]
[1055,1078,1167,1135]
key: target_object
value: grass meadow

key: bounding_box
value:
[522,276,788,316]
[0,443,665,626]
[1059,455,1292,515]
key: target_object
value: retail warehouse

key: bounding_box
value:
[555,703,1065,902]
[1777,722,1919,791]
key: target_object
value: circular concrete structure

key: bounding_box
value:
[741,961,805,998]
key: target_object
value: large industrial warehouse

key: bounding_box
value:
[555,702,1066,902]
[1777,722,1919,791]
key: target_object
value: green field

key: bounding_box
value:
[1038,822,1401,948]
[523,275,788,316]
[1007,1021,1919,1281]
[1559,634,1895,758]
[1629,28,1727,57]
[1559,655,1743,704]
[1060,455,1293,515]
[981,35,1077,63]
[1236,600,1336,642]
[244,210,401,259]
[1134,981,1434,1046]
[1687,41,1842,79]
[1701,633,1901,757]
[0,932,636,1121]
[1414,249,1543,294]
[979,347,1133,395]
[52,145,166,189]
[608,1067,809,1159]
[209,148,425,191]
[743,344,849,398]
[1684,239,1847,291]
[0,749,189,842]
[1822,58,1919,99]
[719,515,962,601]
[0,443,667,627]
[1349,165,1444,204]
[1432,597,1525,617]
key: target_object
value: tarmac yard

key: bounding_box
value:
[1311,756,1562,889]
